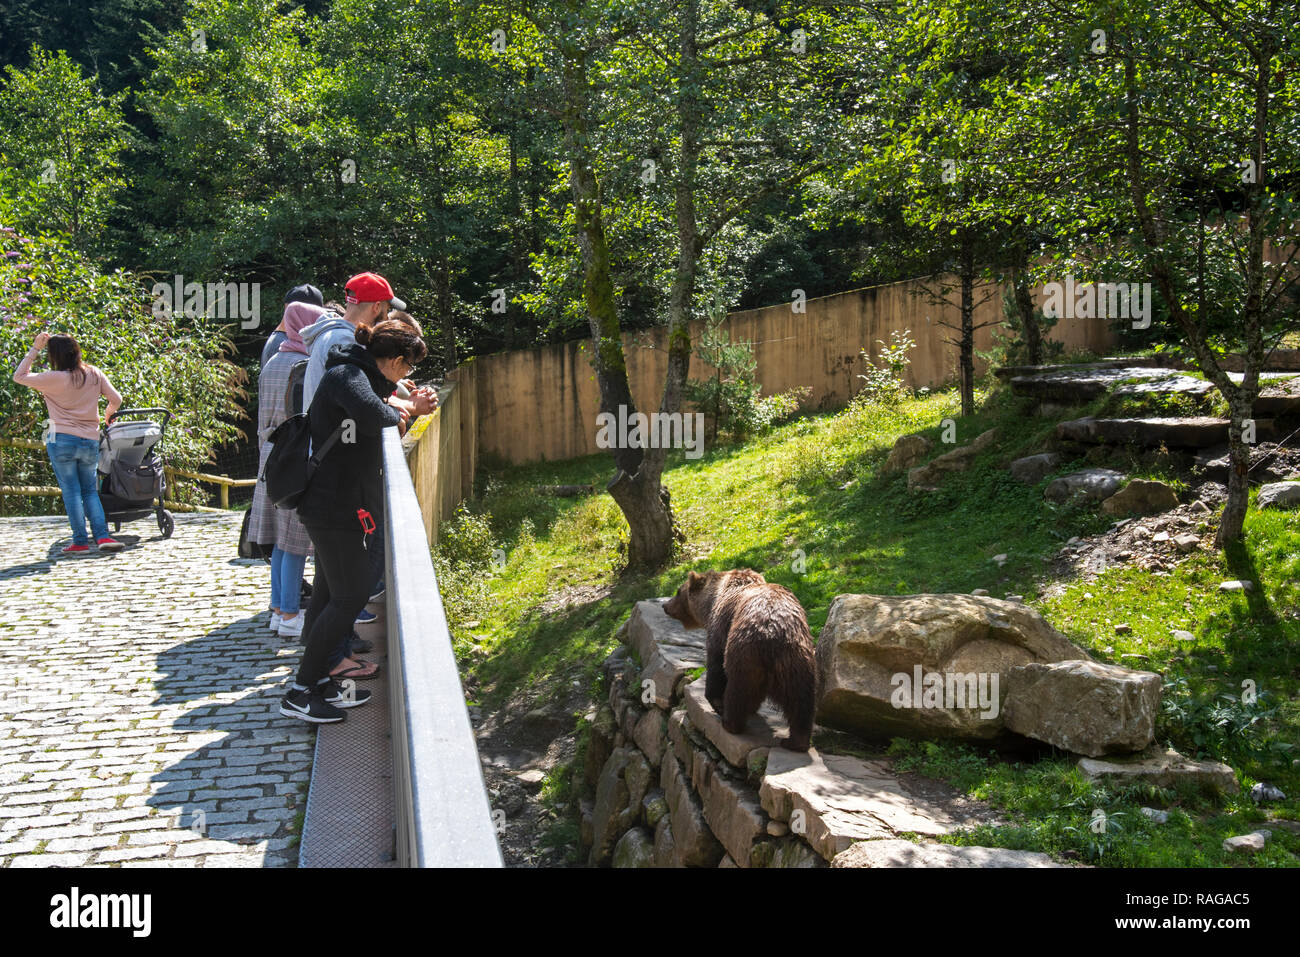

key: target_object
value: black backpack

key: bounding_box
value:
[284,359,308,417]
[261,414,346,510]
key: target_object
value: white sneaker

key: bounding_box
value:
[278,613,305,637]
[270,611,282,632]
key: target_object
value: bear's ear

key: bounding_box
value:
[687,571,705,590]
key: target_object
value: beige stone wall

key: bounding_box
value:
[401,375,475,545]
[465,275,1117,465]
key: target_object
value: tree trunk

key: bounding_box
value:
[559,33,676,571]
[959,231,975,416]
[1217,394,1254,547]
[1011,240,1043,365]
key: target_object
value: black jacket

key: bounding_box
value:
[296,343,402,530]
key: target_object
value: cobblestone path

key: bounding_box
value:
[0,513,311,867]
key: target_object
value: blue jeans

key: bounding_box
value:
[47,434,109,546]
[270,546,307,615]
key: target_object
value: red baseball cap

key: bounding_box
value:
[344,272,407,311]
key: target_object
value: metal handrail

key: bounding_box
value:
[381,426,502,867]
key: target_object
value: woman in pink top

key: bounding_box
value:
[12,331,125,553]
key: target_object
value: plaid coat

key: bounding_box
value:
[248,349,313,556]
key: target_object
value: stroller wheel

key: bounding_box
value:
[158,510,175,539]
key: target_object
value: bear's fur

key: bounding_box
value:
[663,568,816,751]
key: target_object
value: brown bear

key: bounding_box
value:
[663,568,816,751]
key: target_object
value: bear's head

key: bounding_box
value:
[663,570,710,630]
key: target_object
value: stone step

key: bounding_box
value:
[682,677,788,768]
[759,746,960,862]
[831,839,1062,868]
[1009,366,1192,403]
[997,352,1300,380]
[994,357,1181,381]
[1055,416,1285,450]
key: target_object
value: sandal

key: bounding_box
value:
[331,657,380,680]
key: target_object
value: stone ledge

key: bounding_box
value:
[627,600,706,709]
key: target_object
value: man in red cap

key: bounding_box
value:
[301,272,409,407]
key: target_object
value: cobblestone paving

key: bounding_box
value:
[0,513,312,867]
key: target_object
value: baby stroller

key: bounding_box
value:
[98,408,175,539]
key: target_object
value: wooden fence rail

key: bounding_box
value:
[0,436,251,511]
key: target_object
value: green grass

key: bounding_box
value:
[443,378,1300,867]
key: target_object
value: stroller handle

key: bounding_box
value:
[106,408,172,433]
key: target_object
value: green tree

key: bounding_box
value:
[979,0,1300,547]
[0,46,132,251]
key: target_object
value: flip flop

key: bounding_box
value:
[331,659,380,680]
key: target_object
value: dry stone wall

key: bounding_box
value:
[579,600,1059,868]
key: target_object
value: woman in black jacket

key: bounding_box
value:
[280,318,435,723]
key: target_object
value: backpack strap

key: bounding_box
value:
[305,421,347,478]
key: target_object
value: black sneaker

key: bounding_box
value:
[319,677,372,709]
[350,636,374,654]
[279,687,345,723]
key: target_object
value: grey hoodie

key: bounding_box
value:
[299,316,356,411]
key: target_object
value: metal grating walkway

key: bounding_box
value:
[298,603,397,867]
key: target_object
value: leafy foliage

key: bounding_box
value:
[0,47,132,251]
[0,208,246,503]
[856,328,916,405]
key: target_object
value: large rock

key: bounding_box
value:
[748,836,827,868]
[1009,452,1061,484]
[907,429,999,491]
[1256,482,1300,510]
[1003,660,1160,756]
[660,753,724,867]
[815,593,1089,741]
[1077,746,1237,796]
[691,748,767,867]
[584,704,617,794]
[1044,468,1125,505]
[588,747,637,866]
[759,747,957,862]
[883,433,934,474]
[1100,479,1180,516]
[611,827,655,867]
[832,839,1061,868]
[652,816,680,868]
[626,599,708,709]
[683,676,787,767]
[631,708,666,768]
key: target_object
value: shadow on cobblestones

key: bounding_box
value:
[0,513,310,867]
[0,534,147,581]
[140,613,311,858]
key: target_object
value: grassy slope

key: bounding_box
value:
[447,383,1299,867]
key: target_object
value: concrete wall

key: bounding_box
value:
[465,275,1117,465]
